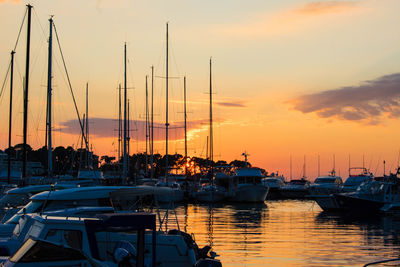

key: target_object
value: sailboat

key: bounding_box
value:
[155,23,184,203]
[193,58,226,203]
[280,155,311,199]
[76,83,103,181]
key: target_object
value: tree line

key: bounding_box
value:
[2,144,264,179]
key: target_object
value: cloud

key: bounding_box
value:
[289,73,400,124]
[295,1,358,15]
[0,0,21,3]
[216,101,246,108]
[59,117,210,141]
[215,1,361,38]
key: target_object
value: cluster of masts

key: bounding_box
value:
[4,5,215,186]
[116,24,215,185]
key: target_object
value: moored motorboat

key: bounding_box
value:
[280,179,310,199]
[193,184,226,203]
[312,167,373,211]
[333,176,400,213]
[262,177,285,200]
[216,168,268,203]
[0,213,221,267]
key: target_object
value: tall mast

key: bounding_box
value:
[206,136,209,160]
[118,84,121,162]
[209,58,213,173]
[122,43,127,184]
[127,99,130,177]
[303,155,306,178]
[46,16,53,177]
[150,66,154,178]
[290,154,292,181]
[7,51,15,184]
[348,154,351,176]
[145,75,149,176]
[86,82,89,168]
[22,4,32,181]
[184,76,187,178]
[165,22,169,178]
[332,154,336,176]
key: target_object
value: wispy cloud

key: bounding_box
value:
[216,101,247,108]
[289,73,400,125]
[59,117,210,141]
[215,1,362,38]
[296,1,358,15]
[0,0,21,3]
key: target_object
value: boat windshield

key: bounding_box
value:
[344,176,371,187]
[0,193,31,208]
[290,180,308,185]
[314,178,336,184]
[10,238,86,263]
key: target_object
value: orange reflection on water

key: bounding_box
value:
[159,200,400,267]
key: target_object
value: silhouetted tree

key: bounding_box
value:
[229,160,251,168]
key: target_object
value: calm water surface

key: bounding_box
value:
[161,200,400,267]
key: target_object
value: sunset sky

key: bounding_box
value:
[1,0,400,180]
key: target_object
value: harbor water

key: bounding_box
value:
[161,200,400,267]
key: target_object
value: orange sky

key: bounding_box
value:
[1,0,400,180]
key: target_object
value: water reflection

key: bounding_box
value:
[161,200,400,266]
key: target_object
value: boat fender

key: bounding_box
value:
[113,241,137,267]
[197,245,212,259]
[167,229,197,249]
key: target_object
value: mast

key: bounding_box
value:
[165,22,169,179]
[127,99,130,177]
[348,154,351,176]
[122,43,127,184]
[290,154,292,181]
[362,154,365,170]
[22,4,32,181]
[184,76,187,178]
[7,51,15,184]
[303,155,306,178]
[86,82,89,169]
[242,152,248,168]
[206,136,209,160]
[145,75,149,176]
[332,154,336,176]
[46,16,53,178]
[150,66,154,178]
[209,58,213,174]
[118,84,121,162]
